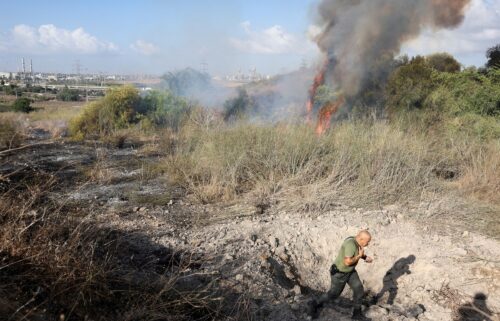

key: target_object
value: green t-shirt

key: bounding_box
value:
[334,237,360,273]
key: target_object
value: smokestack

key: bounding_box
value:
[30,59,33,75]
[22,58,25,73]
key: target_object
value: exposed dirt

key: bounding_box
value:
[1,138,499,321]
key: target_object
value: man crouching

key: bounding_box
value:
[308,230,373,320]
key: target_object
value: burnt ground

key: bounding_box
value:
[1,138,499,321]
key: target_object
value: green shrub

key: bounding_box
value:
[70,87,193,140]
[141,90,191,130]
[11,98,34,113]
[69,86,141,139]
[386,56,435,114]
[386,55,500,140]
[57,86,80,101]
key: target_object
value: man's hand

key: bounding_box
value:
[365,256,374,263]
[358,247,365,259]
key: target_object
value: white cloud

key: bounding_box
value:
[402,0,500,65]
[230,21,314,54]
[1,24,117,54]
[130,40,160,56]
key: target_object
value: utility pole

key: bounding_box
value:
[82,67,88,103]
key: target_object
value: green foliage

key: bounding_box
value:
[3,84,17,96]
[223,88,254,122]
[386,54,500,139]
[70,87,193,140]
[11,98,34,113]
[428,70,500,117]
[426,53,461,73]
[70,86,142,139]
[160,68,211,97]
[141,90,191,130]
[446,113,500,140]
[486,43,500,69]
[57,86,80,101]
[386,56,435,113]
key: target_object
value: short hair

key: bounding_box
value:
[357,230,371,239]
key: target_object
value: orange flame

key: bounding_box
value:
[315,96,345,136]
[306,59,344,135]
[306,61,328,123]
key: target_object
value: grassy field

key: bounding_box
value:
[29,99,85,122]
[163,119,500,211]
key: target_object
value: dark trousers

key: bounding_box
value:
[317,267,364,310]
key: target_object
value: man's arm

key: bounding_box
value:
[343,247,365,266]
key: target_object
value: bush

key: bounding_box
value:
[141,90,192,130]
[56,86,80,101]
[69,86,142,139]
[386,55,500,139]
[70,87,193,140]
[385,56,435,114]
[11,98,34,113]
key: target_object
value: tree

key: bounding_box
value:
[385,56,435,114]
[426,53,461,73]
[11,98,34,113]
[486,44,500,69]
[160,68,211,97]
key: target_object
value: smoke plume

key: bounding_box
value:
[305,0,471,134]
[313,0,471,97]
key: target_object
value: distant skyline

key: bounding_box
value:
[0,0,499,76]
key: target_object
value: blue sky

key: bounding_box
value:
[0,0,499,75]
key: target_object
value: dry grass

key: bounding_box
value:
[163,119,500,210]
[449,140,500,205]
[0,168,249,321]
[0,115,25,150]
[29,100,85,122]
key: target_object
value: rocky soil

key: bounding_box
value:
[1,137,499,321]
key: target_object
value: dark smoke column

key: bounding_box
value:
[308,0,471,134]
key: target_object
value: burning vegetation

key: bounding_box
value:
[306,0,472,134]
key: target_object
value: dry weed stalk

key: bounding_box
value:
[0,168,250,320]
[433,284,499,321]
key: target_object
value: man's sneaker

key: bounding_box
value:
[307,299,320,319]
[352,307,364,320]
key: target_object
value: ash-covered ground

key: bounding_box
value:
[1,135,499,321]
